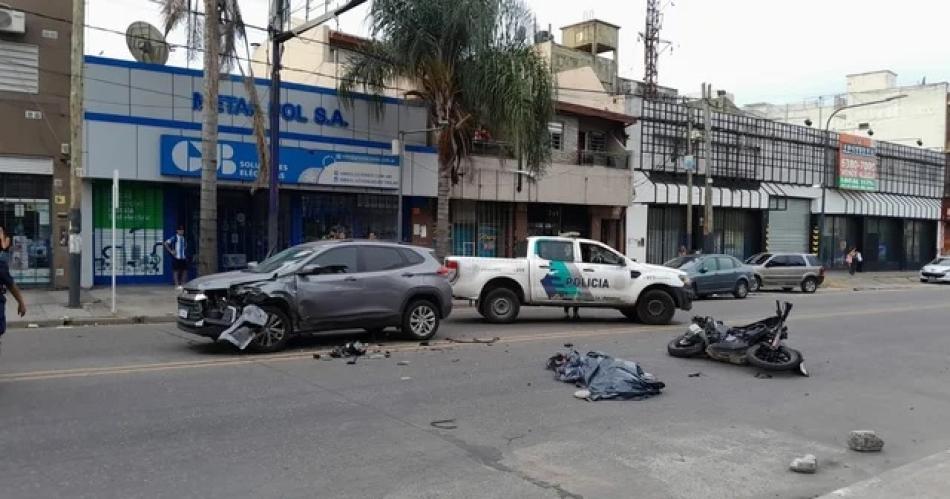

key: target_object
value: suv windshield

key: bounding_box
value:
[249,246,315,273]
[931,257,950,266]
[746,253,772,265]
[664,256,698,269]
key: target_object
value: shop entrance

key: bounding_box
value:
[1,173,52,285]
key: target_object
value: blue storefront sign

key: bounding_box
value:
[159,135,399,189]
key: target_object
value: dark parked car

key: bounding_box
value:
[664,254,755,299]
[177,240,453,352]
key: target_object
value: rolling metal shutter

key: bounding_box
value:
[767,198,810,253]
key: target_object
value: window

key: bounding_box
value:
[716,257,736,270]
[311,247,359,273]
[0,41,39,94]
[398,248,426,266]
[548,122,564,150]
[536,240,574,262]
[805,255,821,267]
[768,255,789,267]
[700,257,719,272]
[359,246,407,272]
[785,254,806,267]
[580,242,624,265]
[588,131,607,152]
[746,253,772,265]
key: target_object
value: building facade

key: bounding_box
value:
[79,55,437,287]
[627,96,946,269]
[0,0,73,287]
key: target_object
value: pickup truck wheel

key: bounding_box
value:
[402,300,440,340]
[483,288,520,323]
[248,306,292,354]
[636,290,675,325]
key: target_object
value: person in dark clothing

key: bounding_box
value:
[1,225,28,341]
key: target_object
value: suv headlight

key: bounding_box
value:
[678,274,691,286]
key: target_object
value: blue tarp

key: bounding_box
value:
[547,350,665,401]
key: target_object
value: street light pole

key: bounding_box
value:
[817,94,907,263]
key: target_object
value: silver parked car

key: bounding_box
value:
[177,240,453,352]
[745,253,825,293]
[920,256,950,283]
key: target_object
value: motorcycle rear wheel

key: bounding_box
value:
[667,335,705,358]
[747,343,802,371]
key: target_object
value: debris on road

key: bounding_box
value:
[848,430,885,452]
[546,350,665,401]
[330,341,367,359]
[312,353,322,359]
[688,372,703,378]
[754,372,773,379]
[419,341,431,346]
[574,389,591,400]
[789,454,818,474]
[217,305,268,350]
[446,336,500,345]
[400,376,412,381]
[430,419,458,430]
[396,360,410,366]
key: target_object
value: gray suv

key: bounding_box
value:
[177,240,453,352]
[745,253,825,293]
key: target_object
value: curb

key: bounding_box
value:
[817,449,950,498]
[7,315,176,330]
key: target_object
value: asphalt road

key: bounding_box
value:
[2,286,949,499]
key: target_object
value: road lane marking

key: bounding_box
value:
[2,301,947,383]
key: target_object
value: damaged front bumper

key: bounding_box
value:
[176,292,236,338]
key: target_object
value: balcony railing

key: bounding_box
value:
[577,150,630,169]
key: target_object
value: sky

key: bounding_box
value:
[86,0,950,105]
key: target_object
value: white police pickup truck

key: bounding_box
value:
[445,236,692,324]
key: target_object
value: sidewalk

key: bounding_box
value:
[818,449,950,498]
[4,285,180,329]
[822,270,925,291]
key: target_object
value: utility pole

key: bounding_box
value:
[685,115,693,251]
[267,0,367,255]
[67,0,84,307]
[267,0,285,257]
[702,83,714,253]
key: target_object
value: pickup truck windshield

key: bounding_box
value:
[249,247,315,273]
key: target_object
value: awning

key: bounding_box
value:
[633,172,769,210]
[813,190,941,220]
[761,183,821,200]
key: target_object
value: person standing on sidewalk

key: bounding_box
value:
[164,225,189,289]
[846,248,857,275]
[0,225,28,343]
[855,248,864,272]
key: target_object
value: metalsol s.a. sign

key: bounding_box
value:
[837,134,878,191]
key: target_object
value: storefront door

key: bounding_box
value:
[0,173,52,285]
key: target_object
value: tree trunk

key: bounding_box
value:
[198,0,219,276]
[434,157,452,261]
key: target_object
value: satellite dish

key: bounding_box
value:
[125,21,169,65]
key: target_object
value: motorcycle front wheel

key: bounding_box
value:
[747,343,802,371]
[667,335,706,358]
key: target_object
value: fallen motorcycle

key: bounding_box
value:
[667,301,808,375]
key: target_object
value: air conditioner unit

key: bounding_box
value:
[0,8,26,34]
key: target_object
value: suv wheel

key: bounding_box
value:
[801,277,818,294]
[482,288,520,323]
[249,306,292,353]
[402,300,440,340]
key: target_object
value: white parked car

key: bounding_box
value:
[920,256,950,283]
[445,236,693,325]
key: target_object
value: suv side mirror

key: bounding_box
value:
[698,266,708,274]
[298,263,323,276]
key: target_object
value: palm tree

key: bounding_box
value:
[339,0,554,259]
[161,0,246,275]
